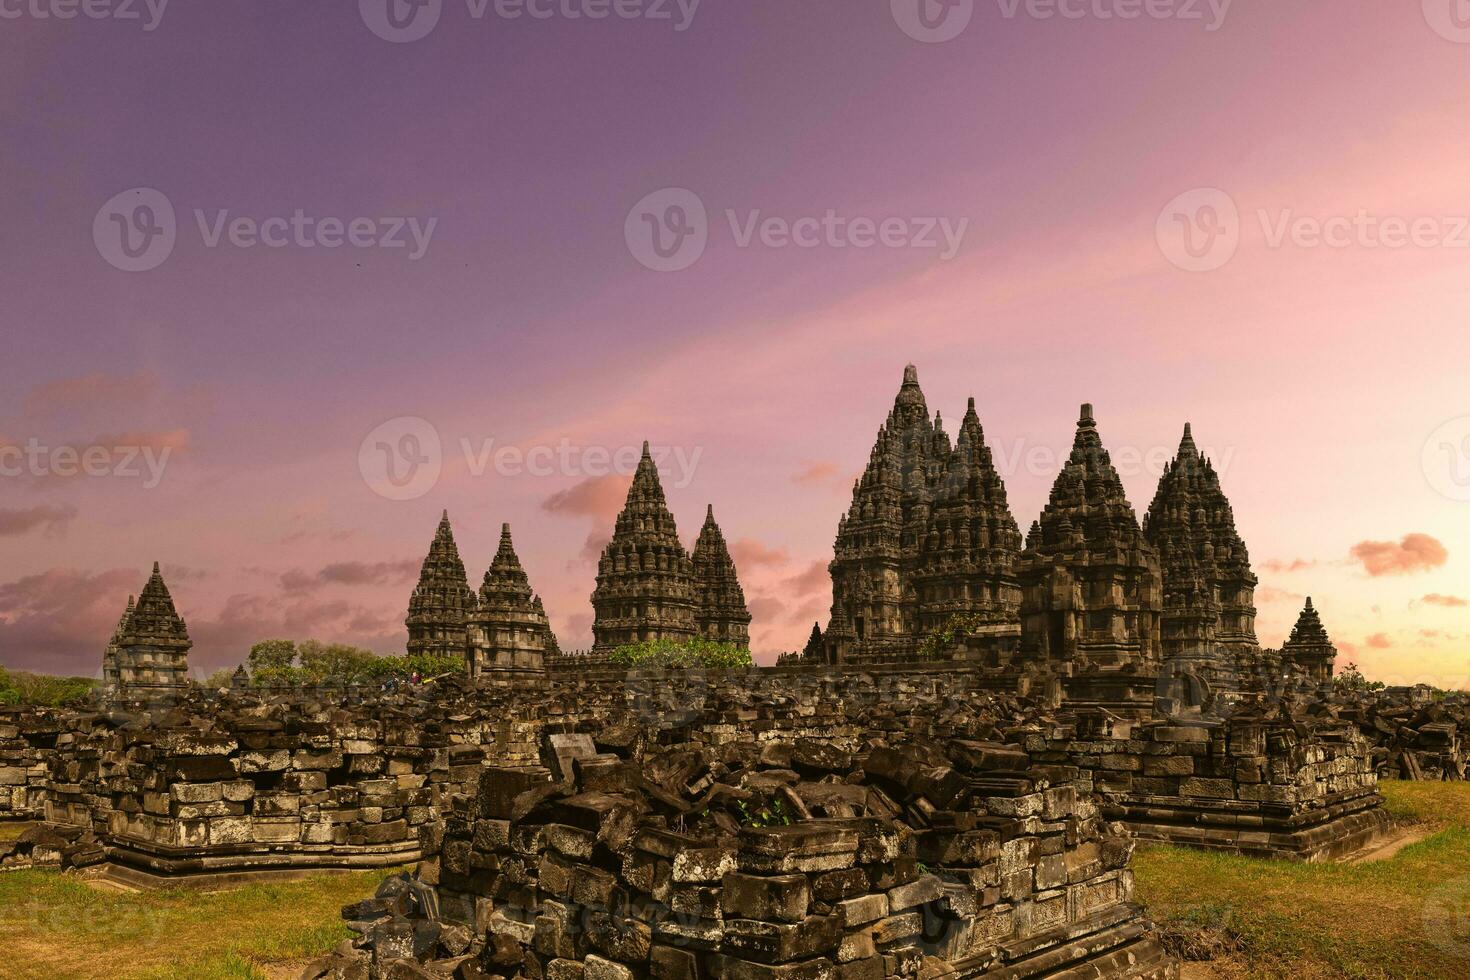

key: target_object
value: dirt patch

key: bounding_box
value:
[1348,824,1435,863]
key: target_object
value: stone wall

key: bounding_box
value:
[322,728,1178,979]
[1031,712,1389,861]
[0,706,56,821]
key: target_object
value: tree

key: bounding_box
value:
[248,639,297,674]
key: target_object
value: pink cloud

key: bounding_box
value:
[1365,633,1391,650]
[24,370,160,418]
[280,559,419,594]
[542,474,632,523]
[1260,558,1318,574]
[1423,594,1468,608]
[792,461,846,488]
[1349,534,1448,577]
[0,504,78,537]
[730,539,790,569]
[0,567,138,675]
[1255,585,1305,604]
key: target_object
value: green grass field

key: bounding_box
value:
[0,866,400,980]
[1134,781,1470,979]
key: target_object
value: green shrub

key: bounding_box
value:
[916,614,986,660]
[0,667,98,706]
[609,638,753,670]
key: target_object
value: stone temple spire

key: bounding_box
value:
[109,565,192,690]
[467,523,554,679]
[913,394,1023,647]
[1281,597,1337,689]
[691,505,752,647]
[591,441,696,651]
[101,595,135,688]
[406,511,476,659]
[1017,405,1162,702]
[1144,422,1259,692]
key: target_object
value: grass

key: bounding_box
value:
[0,866,402,980]
[1134,781,1470,979]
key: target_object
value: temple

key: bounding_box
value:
[1277,597,1338,692]
[825,366,1021,663]
[102,563,192,691]
[589,442,751,651]
[466,524,557,680]
[1016,403,1163,709]
[1143,423,1259,695]
[405,511,476,659]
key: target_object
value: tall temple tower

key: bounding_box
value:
[913,398,1023,653]
[466,524,555,679]
[826,366,1023,663]
[1017,405,1162,704]
[691,505,752,646]
[827,365,951,658]
[104,564,192,690]
[406,511,476,659]
[1279,597,1337,690]
[1143,424,1259,692]
[591,443,698,651]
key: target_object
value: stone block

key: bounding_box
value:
[723,871,811,923]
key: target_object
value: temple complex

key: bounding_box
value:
[405,511,477,659]
[466,524,556,680]
[1016,404,1163,708]
[101,563,192,691]
[690,505,753,644]
[1143,423,1259,695]
[589,442,750,652]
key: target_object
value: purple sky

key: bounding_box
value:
[4,2,1470,684]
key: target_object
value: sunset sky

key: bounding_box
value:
[3,2,1470,685]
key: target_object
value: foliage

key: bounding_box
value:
[200,669,238,690]
[232,640,464,688]
[608,638,754,670]
[738,795,793,828]
[1333,662,1385,694]
[0,666,98,707]
[916,614,986,660]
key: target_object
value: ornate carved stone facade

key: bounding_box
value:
[467,524,555,680]
[102,564,192,690]
[591,443,751,651]
[690,505,752,644]
[826,366,1021,662]
[406,511,477,659]
[1144,424,1258,693]
[1016,405,1163,703]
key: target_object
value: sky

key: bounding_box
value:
[2,1,1470,685]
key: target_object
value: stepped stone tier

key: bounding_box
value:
[1276,598,1337,692]
[826,366,1022,664]
[102,564,192,691]
[1143,424,1259,696]
[591,442,751,652]
[691,505,754,644]
[407,511,478,659]
[1016,405,1163,711]
[467,524,556,680]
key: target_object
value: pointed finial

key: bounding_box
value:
[152,561,161,574]
[1305,597,1314,610]
[641,440,652,458]
[502,522,511,535]
[903,364,919,384]
[1079,403,1095,426]
[706,504,714,520]
[968,397,976,412]
[441,509,449,521]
